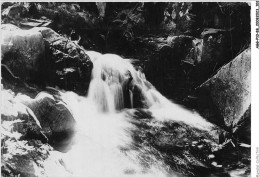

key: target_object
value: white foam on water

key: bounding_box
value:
[44,51,215,176]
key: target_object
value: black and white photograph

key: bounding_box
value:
[1,1,259,177]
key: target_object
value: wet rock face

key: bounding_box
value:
[195,48,251,133]
[184,28,235,87]
[2,88,76,150]
[141,35,195,100]
[20,92,76,151]
[36,27,93,95]
[127,109,227,177]
[141,27,248,102]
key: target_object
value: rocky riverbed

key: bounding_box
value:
[1,2,251,177]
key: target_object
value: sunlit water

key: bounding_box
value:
[42,51,215,176]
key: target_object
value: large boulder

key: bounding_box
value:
[35,27,93,95]
[129,35,198,101]
[1,26,45,83]
[172,28,236,92]
[191,28,233,83]
[1,88,76,151]
[19,92,76,151]
[194,48,250,136]
[142,27,249,102]
[1,26,93,95]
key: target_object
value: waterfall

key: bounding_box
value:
[88,79,115,113]
[85,51,213,130]
[86,51,167,113]
[44,51,215,177]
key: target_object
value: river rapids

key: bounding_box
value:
[37,51,216,177]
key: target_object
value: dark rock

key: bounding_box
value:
[35,27,93,95]
[195,48,250,132]
[27,3,39,18]
[183,38,203,65]
[196,28,233,79]
[143,27,249,102]
[1,64,39,98]
[21,92,76,151]
[143,35,195,101]
[131,83,147,108]
[127,109,224,176]
[1,26,93,95]
[70,30,80,41]
[174,28,235,92]
[211,137,251,177]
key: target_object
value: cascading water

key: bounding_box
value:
[87,52,156,112]
[44,51,216,177]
